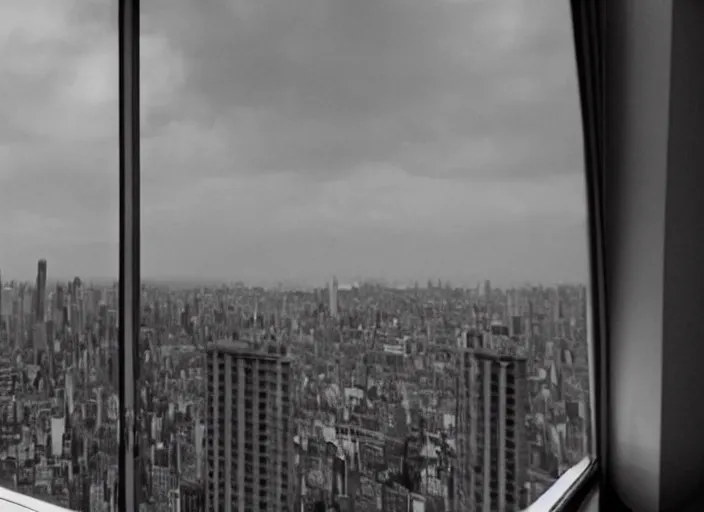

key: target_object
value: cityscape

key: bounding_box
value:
[1,0,591,510]
[0,262,591,511]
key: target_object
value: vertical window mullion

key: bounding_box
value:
[118,0,141,510]
[570,0,608,498]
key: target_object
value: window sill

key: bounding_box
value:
[0,487,73,512]
[525,457,598,512]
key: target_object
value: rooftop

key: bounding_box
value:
[205,339,292,362]
[461,345,528,362]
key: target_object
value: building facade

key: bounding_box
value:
[455,346,529,511]
[205,341,294,511]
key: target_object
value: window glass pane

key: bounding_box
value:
[0,0,119,510]
[139,0,592,510]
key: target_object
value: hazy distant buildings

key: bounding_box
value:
[205,340,294,511]
[455,345,529,511]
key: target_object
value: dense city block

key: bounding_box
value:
[0,263,591,511]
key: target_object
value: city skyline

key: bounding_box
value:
[1,0,587,285]
[0,267,588,292]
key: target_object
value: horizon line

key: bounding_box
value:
[0,274,588,290]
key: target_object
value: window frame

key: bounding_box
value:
[524,1,610,510]
[111,0,608,510]
[0,487,75,512]
[118,0,141,510]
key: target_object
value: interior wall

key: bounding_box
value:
[605,0,704,510]
[604,0,672,510]
[659,1,704,509]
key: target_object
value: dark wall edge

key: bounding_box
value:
[659,1,704,510]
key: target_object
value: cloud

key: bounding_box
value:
[0,0,588,285]
[139,0,581,180]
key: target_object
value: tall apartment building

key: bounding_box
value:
[455,346,529,511]
[205,340,294,511]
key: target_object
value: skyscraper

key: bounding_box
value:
[455,344,529,511]
[329,276,338,319]
[35,258,47,323]
[205,340,294,511]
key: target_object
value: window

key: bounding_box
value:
[134,0,595,510]
[0,0,119,510]
[2,0,602,510]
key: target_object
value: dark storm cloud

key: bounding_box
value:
[0,0,588,283]
[141,0,581,180]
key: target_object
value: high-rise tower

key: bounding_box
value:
[35,259,47,323]
[329,276,339,319]
[205,340,294,511]
[455,344,529,511]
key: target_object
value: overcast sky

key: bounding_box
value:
[0,0,587,287]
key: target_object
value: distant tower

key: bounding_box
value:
[36,259,47,323]
[329,276,339,319]
[205,341,294,511]
[455,347,529,511]
[507,291,520,338]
